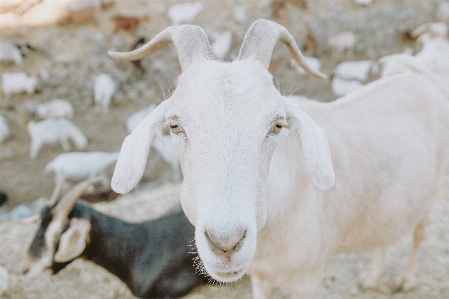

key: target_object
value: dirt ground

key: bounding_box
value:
[0,0,448,298]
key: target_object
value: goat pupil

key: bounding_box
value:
[276,124,282,128]
[170,125,178,129]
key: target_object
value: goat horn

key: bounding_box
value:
[53,177,103,219]
[236,19,326,79]
[108,25,215,70]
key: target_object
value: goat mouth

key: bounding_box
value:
[211,268,246,282]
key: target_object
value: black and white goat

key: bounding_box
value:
[23,178,209,298]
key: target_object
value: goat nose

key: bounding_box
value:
[205,229,246,254]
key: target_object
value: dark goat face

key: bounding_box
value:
[23,207,91,279]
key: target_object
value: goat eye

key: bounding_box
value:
[169,123,182,134]
[271,122,283,134]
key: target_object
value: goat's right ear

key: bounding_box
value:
[111,100,169,194]
[54,218,91,263]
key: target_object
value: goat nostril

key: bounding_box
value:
[205,229,246,254]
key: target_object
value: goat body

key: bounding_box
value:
[2,72,37,96]
[36,99,74,119]
[0,43,22,65]
[109,20,449,298]
[25,201,208,298]
[93,73,115,114]
[27,119,87,159]
[45,151,119,186]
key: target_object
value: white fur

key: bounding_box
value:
[27,119,87,159]
[36,99,74,119]
[378,39,449,94]
[0,43,22,65]
[93,73,115,114]
[126,104,181,180]
[414,37,449,83]
[334,60,376,82]
[45,151,118,185]
[111,27,449,298]
[126,104,157,134]
[2,72,37,96]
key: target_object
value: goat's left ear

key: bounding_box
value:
[54,218,91,263]
[111,100,169,194]
[284,99,335,190]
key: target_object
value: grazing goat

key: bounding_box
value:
[36,99,73,119]
[109,20,449,298]
[23,178,209,299]
[93,73,116,114]
[2,72,37,96]
[27,119,87,159]
[44,151,119,204]
[328,31,356,61]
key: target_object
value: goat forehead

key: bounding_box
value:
[170,60,282,122]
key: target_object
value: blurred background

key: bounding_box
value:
[0,0,448,298]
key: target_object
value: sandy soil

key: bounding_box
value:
[1,0,448,298]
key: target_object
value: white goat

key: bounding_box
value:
[0,116,9,143]
[27,119,87,159]
[334,60,377,82]
[0,43,22,65]
[36,99,74,119]
[44,151,119,204]
[109,20,449,298]
[93,73,115,114]
[2,72,37,96]
[328,31,356,61]
[378,38,449,92]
